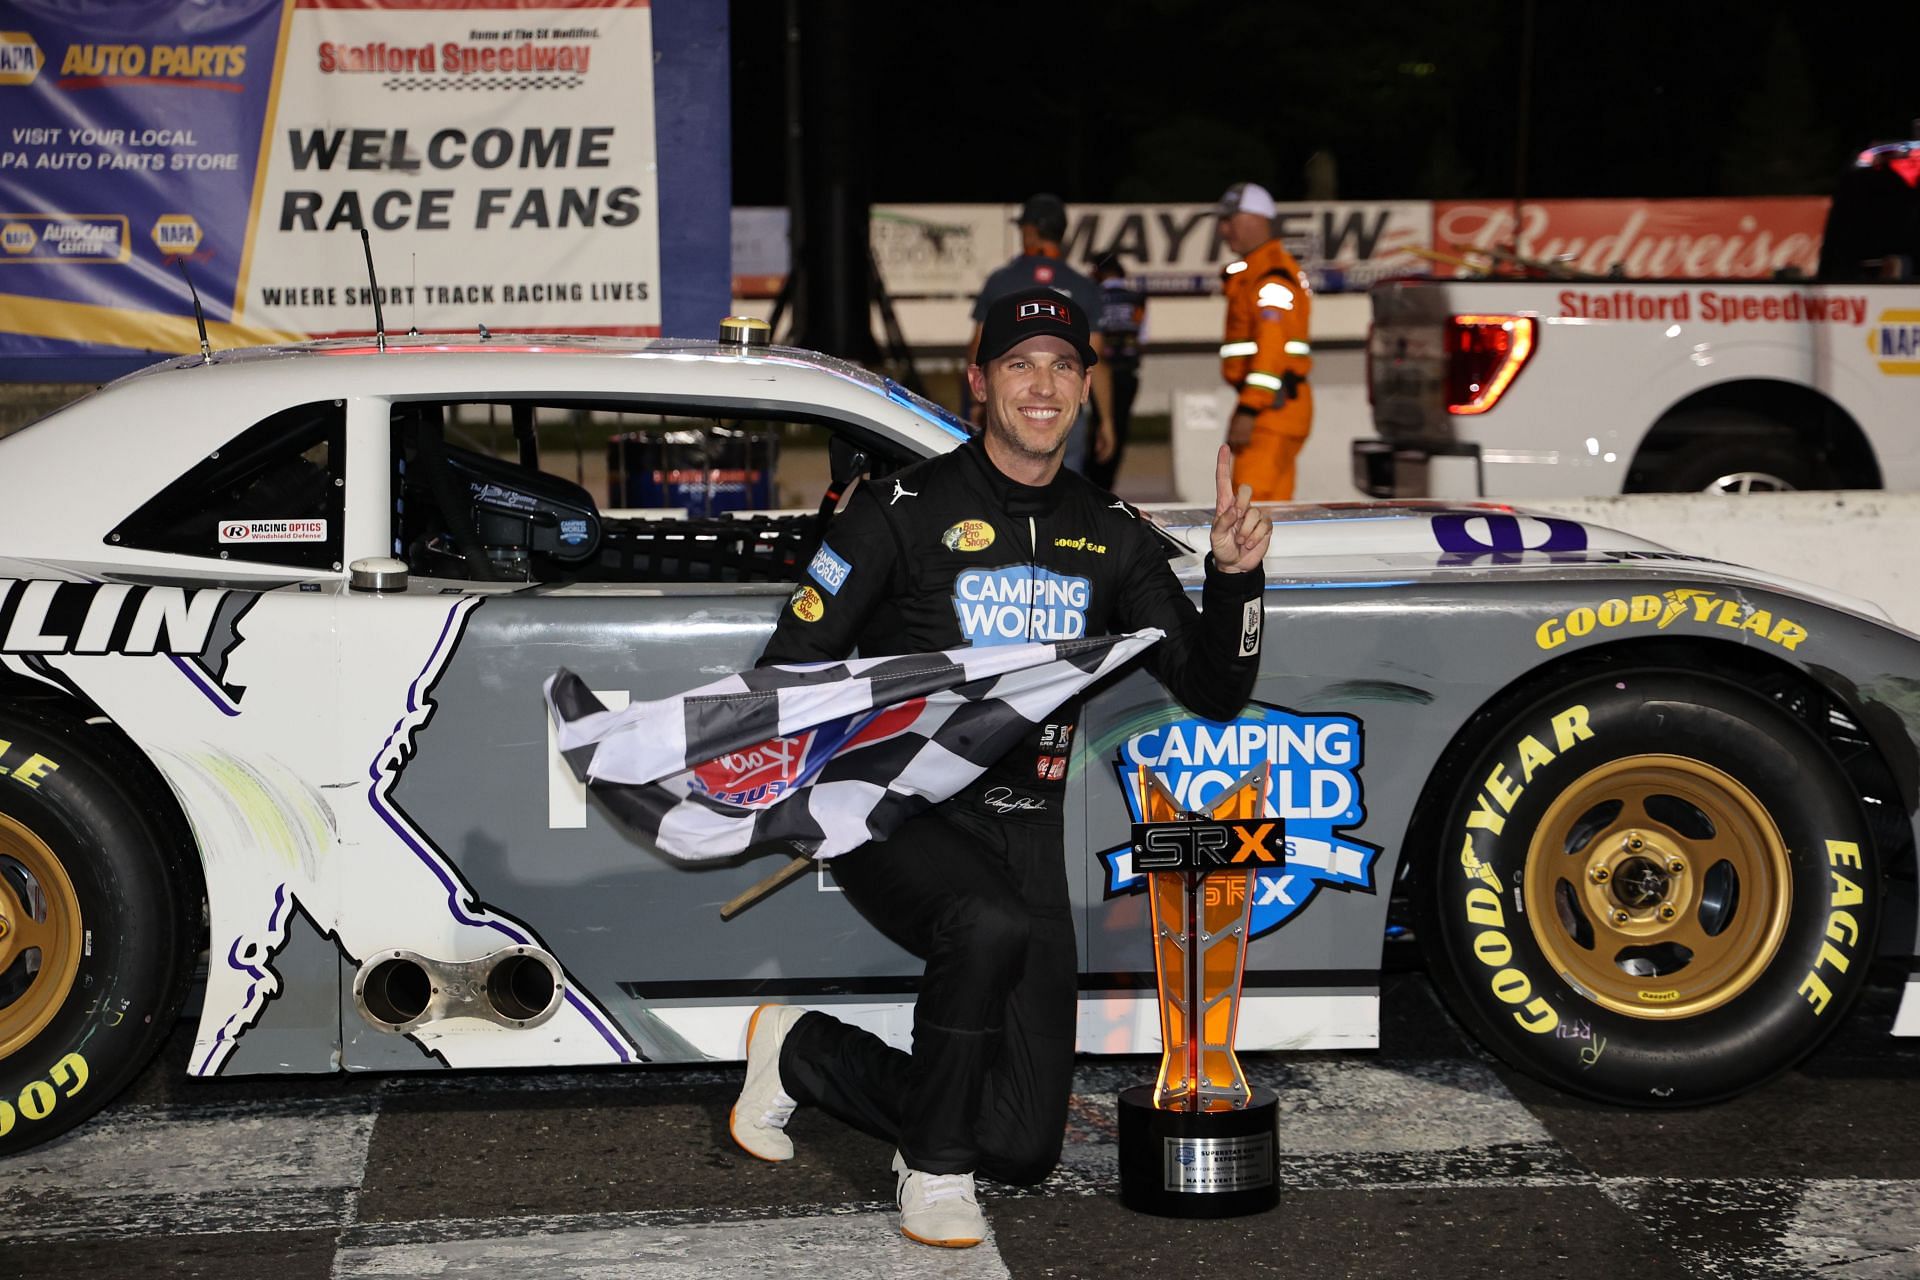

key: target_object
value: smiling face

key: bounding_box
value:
[967,336,1090,469]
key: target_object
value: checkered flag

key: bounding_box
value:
[545,630,1162,861]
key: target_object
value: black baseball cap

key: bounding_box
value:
[1012,192,1067,241]
[975,288,1098,368]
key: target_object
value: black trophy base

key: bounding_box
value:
[1117,1084,1279,1218]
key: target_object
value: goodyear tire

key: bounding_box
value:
[0,708,195,1154]
[1424,670,1878,1106]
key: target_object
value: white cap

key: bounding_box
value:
[1216,181,1276,219]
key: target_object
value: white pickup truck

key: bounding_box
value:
[1355,278,1920,498]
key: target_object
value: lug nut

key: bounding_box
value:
[1612,909,1632,925]
[1667,858,1685,874]
[1627,834,1645,851]
[1658,904,1677,921]
[1590,866,1611,883]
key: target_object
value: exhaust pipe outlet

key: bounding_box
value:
[359,955,433,1028]
[353,946,566,1034]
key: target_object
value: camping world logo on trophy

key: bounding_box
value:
[1115,755,1284,1217]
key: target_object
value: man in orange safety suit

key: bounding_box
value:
[1216,181,1312,500]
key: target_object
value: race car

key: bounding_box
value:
[0,326,1914,1157]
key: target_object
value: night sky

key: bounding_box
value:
[728,1,1920,207]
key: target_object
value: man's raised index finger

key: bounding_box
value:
[1215,445,1235,511]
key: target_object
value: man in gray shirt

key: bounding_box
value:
[968,193,1114,476]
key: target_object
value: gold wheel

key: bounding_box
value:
[0,812,84,1060]
[1524,754,1791,1020]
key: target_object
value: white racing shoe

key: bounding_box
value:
[729,1004,805,1161]
[892,1150,986,1248]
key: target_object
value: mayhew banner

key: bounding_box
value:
[0,0,660,361]
[734,201,1434,300]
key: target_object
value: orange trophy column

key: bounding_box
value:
[1117,765,1281,1217]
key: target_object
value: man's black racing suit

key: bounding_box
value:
[759,435,1262,1182]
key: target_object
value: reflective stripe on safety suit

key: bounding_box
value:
[1220,238,1313,500]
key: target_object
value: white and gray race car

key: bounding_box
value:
[0,327,1914,1155]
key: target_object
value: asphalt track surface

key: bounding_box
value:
[3,962,1918,1280]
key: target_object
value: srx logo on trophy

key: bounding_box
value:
[1116,760,1283,1217]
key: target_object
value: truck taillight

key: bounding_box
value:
[1445,315,1535,415]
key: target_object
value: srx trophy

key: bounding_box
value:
[1116,763,1282,1217]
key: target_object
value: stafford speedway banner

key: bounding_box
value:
[0,0,661,361]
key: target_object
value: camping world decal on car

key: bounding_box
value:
[1100,705,1381,937]
[953,566,1090,645]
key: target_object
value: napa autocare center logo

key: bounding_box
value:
[1099,706,1381,937]
[0,214,128,263]
[1869,309,1920,375]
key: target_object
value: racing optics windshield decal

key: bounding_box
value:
[1099,706,1381,938]
[1535,588,1808,652]
[218,519,326,544]
[953,565,1090,645]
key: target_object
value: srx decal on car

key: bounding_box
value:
[1099,704,1380,937]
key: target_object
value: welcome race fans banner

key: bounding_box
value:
[0,0,661,362]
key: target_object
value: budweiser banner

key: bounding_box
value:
[0,0,661,361]
[1432,198,1829,280]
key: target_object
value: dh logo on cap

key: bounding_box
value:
[1017,299,1071,323]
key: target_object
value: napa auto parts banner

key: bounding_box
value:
[0,0,660,362]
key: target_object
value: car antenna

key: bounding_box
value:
[358,227,387,352]
[173,257,212,364]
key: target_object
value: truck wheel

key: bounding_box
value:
[1631,412,1820,493]
[0,709,195,1154]
[1423,670,1877,1106]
